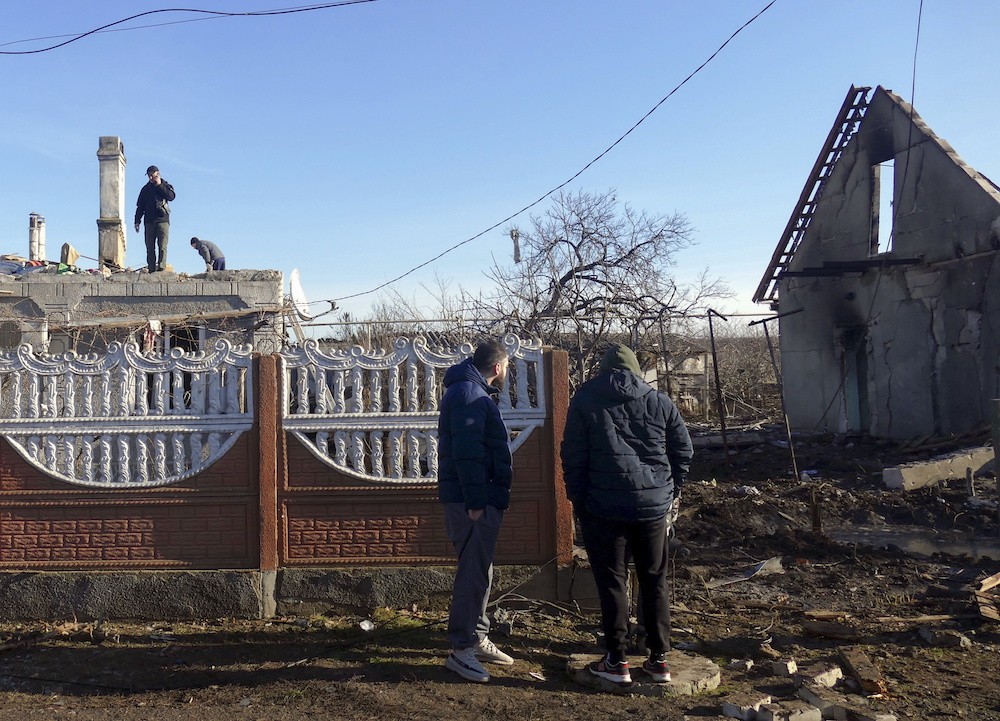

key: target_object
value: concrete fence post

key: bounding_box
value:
[546,349,573,566]
[256,354,280,616]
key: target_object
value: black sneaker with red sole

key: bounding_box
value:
[641,656,671,683]
[588,654,632,684]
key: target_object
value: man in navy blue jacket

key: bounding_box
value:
[562,343,693,685]
[437,340,515,683]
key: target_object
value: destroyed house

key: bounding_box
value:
[755,86,1000,438]
[0,137,285,355]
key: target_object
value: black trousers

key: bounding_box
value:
[579,512,670,658]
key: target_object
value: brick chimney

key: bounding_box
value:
[28,212,46,261]
[97,136,127,270]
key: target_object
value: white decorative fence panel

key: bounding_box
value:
[0,340,254,488]
[281,335,546,484]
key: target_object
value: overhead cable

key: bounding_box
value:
[328,0,779,303]
[0,1,377,54]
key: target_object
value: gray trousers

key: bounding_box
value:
[144,220,169,272]
[443,503,503,650]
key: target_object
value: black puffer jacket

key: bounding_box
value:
[134,179,176,226]
[436,358,513,511]
[561,369,693,522]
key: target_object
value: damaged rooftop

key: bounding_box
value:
[0,137,286,353]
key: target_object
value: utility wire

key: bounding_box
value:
[327,0,779,304]
[0,1,377,54]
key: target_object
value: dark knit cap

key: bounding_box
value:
[146,165,159,175]
[599,343,642,376]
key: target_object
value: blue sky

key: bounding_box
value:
[2,1,998,324]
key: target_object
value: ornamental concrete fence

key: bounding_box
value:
[0,336,572,620]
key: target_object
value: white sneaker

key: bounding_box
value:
[445,647,490,682]
[475,636,514,665]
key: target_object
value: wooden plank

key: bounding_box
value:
[978,571,1000,594]
[975,592,1000,621]
[875,614,980,623]
[803,610,852,621]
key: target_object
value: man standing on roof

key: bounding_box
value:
[561,343,693,686]
[190,237,226,271]
[134,165,176,273]
[436,339,516,683]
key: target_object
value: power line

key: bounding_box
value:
[0,1,378,55]
[326,0,779,304]
[0,16,225,48]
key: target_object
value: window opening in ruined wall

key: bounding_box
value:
[871,158,895,255]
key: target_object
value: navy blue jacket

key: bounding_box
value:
[561,369,692,522]
[437,358,513,510]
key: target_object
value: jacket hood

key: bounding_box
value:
[599,344,643,375]
[594,367,653,403]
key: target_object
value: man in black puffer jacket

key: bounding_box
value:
[134,165,176,273]
[561,343,693,685]
[437,340,514,683]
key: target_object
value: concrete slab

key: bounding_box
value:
[566,651,720,696]
[882,445,994,490]
[797,682,879,721]
[795,660,843,688]
[918,626,972,648]
[758,700,822,721]
[720,690,774,719]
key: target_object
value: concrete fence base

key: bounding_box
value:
[0,565,564,621]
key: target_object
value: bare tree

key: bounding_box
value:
[473,190,729,384]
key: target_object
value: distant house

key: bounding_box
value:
[755,86,1000,439]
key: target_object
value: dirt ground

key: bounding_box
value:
[1,427,999,720]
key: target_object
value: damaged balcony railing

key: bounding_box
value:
[0,339,254,488]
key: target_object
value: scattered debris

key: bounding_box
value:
[917,627,972,649]
[756,699,822,721]
[692,432,765,449]
[0,630,59,655]
[795,660,843,689]
[975,570,1000,621]
[803,610,852,622]
[801,620,860,642]
[837,648,888,696]
[757,642,783,660]
[721,691,772,720]
[771,658,798,676]
[705,557,784,589]
[796,682,881,721]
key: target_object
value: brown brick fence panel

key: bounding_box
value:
[278,349,571,568]
[0,432,260,571]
